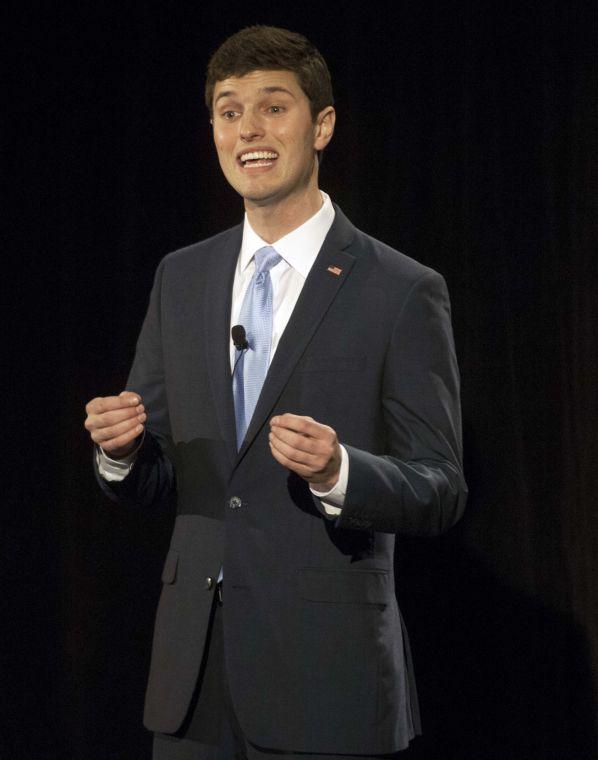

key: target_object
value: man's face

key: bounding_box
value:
[211,69,334,206]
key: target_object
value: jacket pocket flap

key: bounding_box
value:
[297,568,389,605]
[161,550,179,584]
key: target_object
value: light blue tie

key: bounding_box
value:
[233,245,282,449]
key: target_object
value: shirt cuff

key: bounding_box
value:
[96,433,144,482]
[309,444,348,516]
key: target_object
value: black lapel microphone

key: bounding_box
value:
[231,324,249,350]
[231,325,249,376]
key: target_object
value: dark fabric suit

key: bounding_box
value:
[98,205,467,755]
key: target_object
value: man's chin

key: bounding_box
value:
[239,185,284,207]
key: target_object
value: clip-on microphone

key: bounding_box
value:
[231,324,249,376]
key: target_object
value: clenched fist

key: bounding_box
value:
[269,413,342,491]
[84,391,145,458]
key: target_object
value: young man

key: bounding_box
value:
[85,26,467,759]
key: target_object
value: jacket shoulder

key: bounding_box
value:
[160,224,242,270]
[351,227,443,288]
[332,205,442,286]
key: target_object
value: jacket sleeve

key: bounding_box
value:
[94,257,176,509]
[337,270,467,535]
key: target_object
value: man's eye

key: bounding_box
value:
[222,111,238,120]
[268,105,284,114]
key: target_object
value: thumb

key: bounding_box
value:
[119,390,142,405]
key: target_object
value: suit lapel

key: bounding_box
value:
[203,225,243,466]
[235,207,357,465]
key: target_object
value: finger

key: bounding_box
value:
[269,413,318,436]
[85,404,145,431]
[269,440,315,479]
[270,418,334,449]
[99,424,145,455]
[271,415,336,447]
[269,426,327,457]
[119,390,143,403]
[268,431,321,467]
[91,414,146,444]
[86,394,141,416]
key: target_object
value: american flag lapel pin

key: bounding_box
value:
[327,265,343,276]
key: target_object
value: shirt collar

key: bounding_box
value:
[239,191,335,279]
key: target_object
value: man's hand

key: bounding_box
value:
[269,413,342,491]
[84,391,146,458]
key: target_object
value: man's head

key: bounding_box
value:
[205,26,333,121]
[206,26,336,210]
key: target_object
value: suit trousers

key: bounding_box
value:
[152,586,409,760]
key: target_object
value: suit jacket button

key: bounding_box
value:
[204,576,214,590]
[228,496,242,510]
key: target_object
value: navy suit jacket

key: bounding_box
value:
[98,205,467,755]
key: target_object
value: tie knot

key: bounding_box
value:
[254,246,282,274]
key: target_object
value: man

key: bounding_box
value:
[85,26,467,760]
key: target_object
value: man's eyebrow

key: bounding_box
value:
[214,86,296,105]
[214,90,236,105]
[260,86,296,98]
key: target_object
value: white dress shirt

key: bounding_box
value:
[98,191,347,515]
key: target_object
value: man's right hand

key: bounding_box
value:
[84,391,146,459]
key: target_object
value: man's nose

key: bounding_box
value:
[239,111,264,142]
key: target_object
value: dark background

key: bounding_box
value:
[6,1,598,758]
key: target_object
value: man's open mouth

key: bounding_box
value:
[239,150,279,168]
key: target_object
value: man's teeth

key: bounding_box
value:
[245,161,272,168]
[240,151,278,163]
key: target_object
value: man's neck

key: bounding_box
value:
[244,186,324,244]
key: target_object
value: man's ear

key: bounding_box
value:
[314,106,336,152]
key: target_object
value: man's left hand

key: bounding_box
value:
[269,413,342,491]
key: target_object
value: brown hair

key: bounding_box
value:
[205,26,334,120]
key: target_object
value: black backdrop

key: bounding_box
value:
[6,2,598,758]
